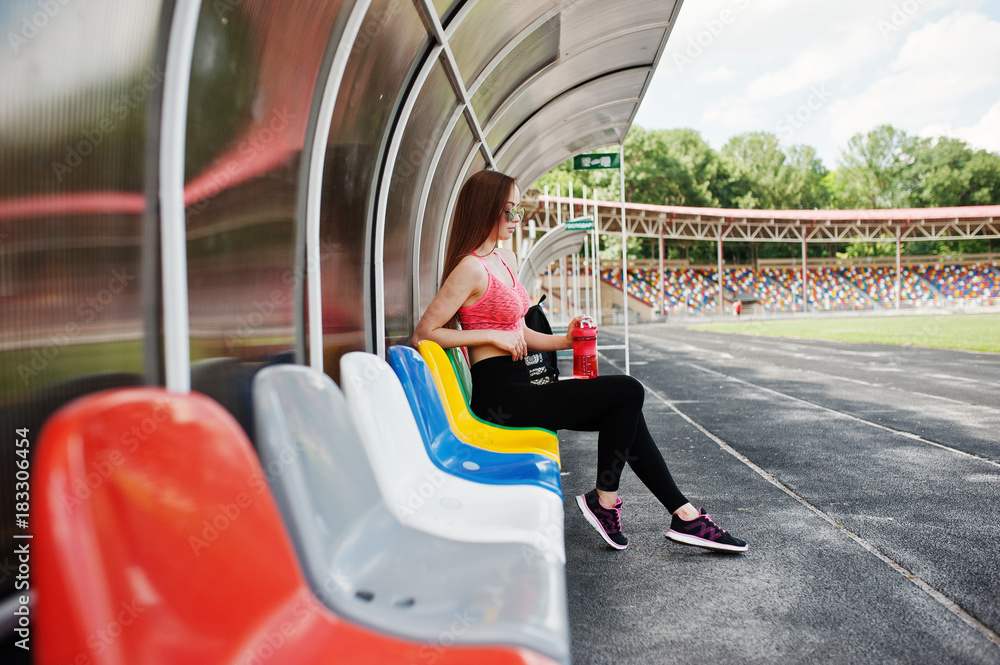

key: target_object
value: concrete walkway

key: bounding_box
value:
[560,324,1000,665]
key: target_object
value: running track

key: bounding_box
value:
[558,322,1000,665]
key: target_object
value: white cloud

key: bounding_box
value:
[921,98,1000,154]
[700,96,768,128]
[827,10,1000,155]
[635,1,1000,164]
[697,65,738,85]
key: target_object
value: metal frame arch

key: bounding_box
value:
[437,142,489,290]
[463,3,566,95]
[412,104,468,321]
[296,0,373,373]
[373,42,447,358]
[160,0,203,394]
[498,120,629,183]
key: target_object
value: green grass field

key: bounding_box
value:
[689,313,1000,353]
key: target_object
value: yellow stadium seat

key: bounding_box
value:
[417,340,560,466]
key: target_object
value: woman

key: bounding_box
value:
[413,170,747,552]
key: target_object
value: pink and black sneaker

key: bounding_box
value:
[576,489,628,550]
[666,509,748,553]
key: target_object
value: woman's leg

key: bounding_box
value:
[472,373,688,512]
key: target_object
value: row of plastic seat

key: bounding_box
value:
[33,343,571,664]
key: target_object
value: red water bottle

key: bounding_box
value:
[572,316,598,379]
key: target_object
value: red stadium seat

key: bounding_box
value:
[33,387,556,665]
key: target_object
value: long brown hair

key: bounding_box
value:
[441,170,518,283]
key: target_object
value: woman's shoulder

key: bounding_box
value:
[496,246,518,268]
[455,253,488,273]
[449,254,489,285]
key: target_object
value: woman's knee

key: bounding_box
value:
[619,375,645,407]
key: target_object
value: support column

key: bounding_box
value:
[583,186,592,315]
[572,253,580,319]
[559,256,568,323]
[658,224,665,319]
[896,229,902,310]
[801,235,808,313]
[547,261,553,311]
[593,207,602,323]
[619,144,630,374]
[716,228,724,313]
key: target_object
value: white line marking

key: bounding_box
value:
[599,351,1000,650]
[680,362,1000,470]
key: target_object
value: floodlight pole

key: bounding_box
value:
[619,143,630,375]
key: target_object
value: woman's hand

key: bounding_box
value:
[491,329,528,361]
[563,315,585,349]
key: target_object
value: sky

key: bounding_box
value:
[634,0,1000,168]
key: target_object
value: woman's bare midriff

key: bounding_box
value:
[468,342,512,366]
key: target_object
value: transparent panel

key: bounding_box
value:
[383,62,460,347]
[0,0,164,599]
[183,0,347,425]
[435,0,463,24]
[470,15,560,127]
[503,122,627,189]
[485,37,658,149]
[559,0,678,54]
[319,0,429,375]
[448,0,559,87]
[418,118,477,313]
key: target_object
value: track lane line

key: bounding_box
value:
[598,351,1000,650]
[630,330,1000,410]
[679,361,1000,471]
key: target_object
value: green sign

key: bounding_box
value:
[565,215,594,231]
[573,152,620,170]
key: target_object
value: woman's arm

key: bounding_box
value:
[413,256,528,358]
[523,315,583,352]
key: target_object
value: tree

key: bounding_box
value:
[906,137,1000,207]
[531,127,726,207]
[721,132,829,209]
[832,124,917,208]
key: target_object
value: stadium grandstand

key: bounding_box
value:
[522,193,1000,319]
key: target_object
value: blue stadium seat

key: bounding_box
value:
[387,344,562,495]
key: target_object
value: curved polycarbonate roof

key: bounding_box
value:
[0,0,688,395]
[464,0,683,186]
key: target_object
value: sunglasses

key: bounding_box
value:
[505,205,524,222]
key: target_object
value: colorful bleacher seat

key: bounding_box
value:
[416,340,561,465]
[34,387,556,665]
[338,352,566,556]
[387,345,562,495]
[253,365,571,663]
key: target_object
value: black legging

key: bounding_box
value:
[469,356,689,512]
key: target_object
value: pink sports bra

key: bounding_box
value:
[457,253,531,332]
